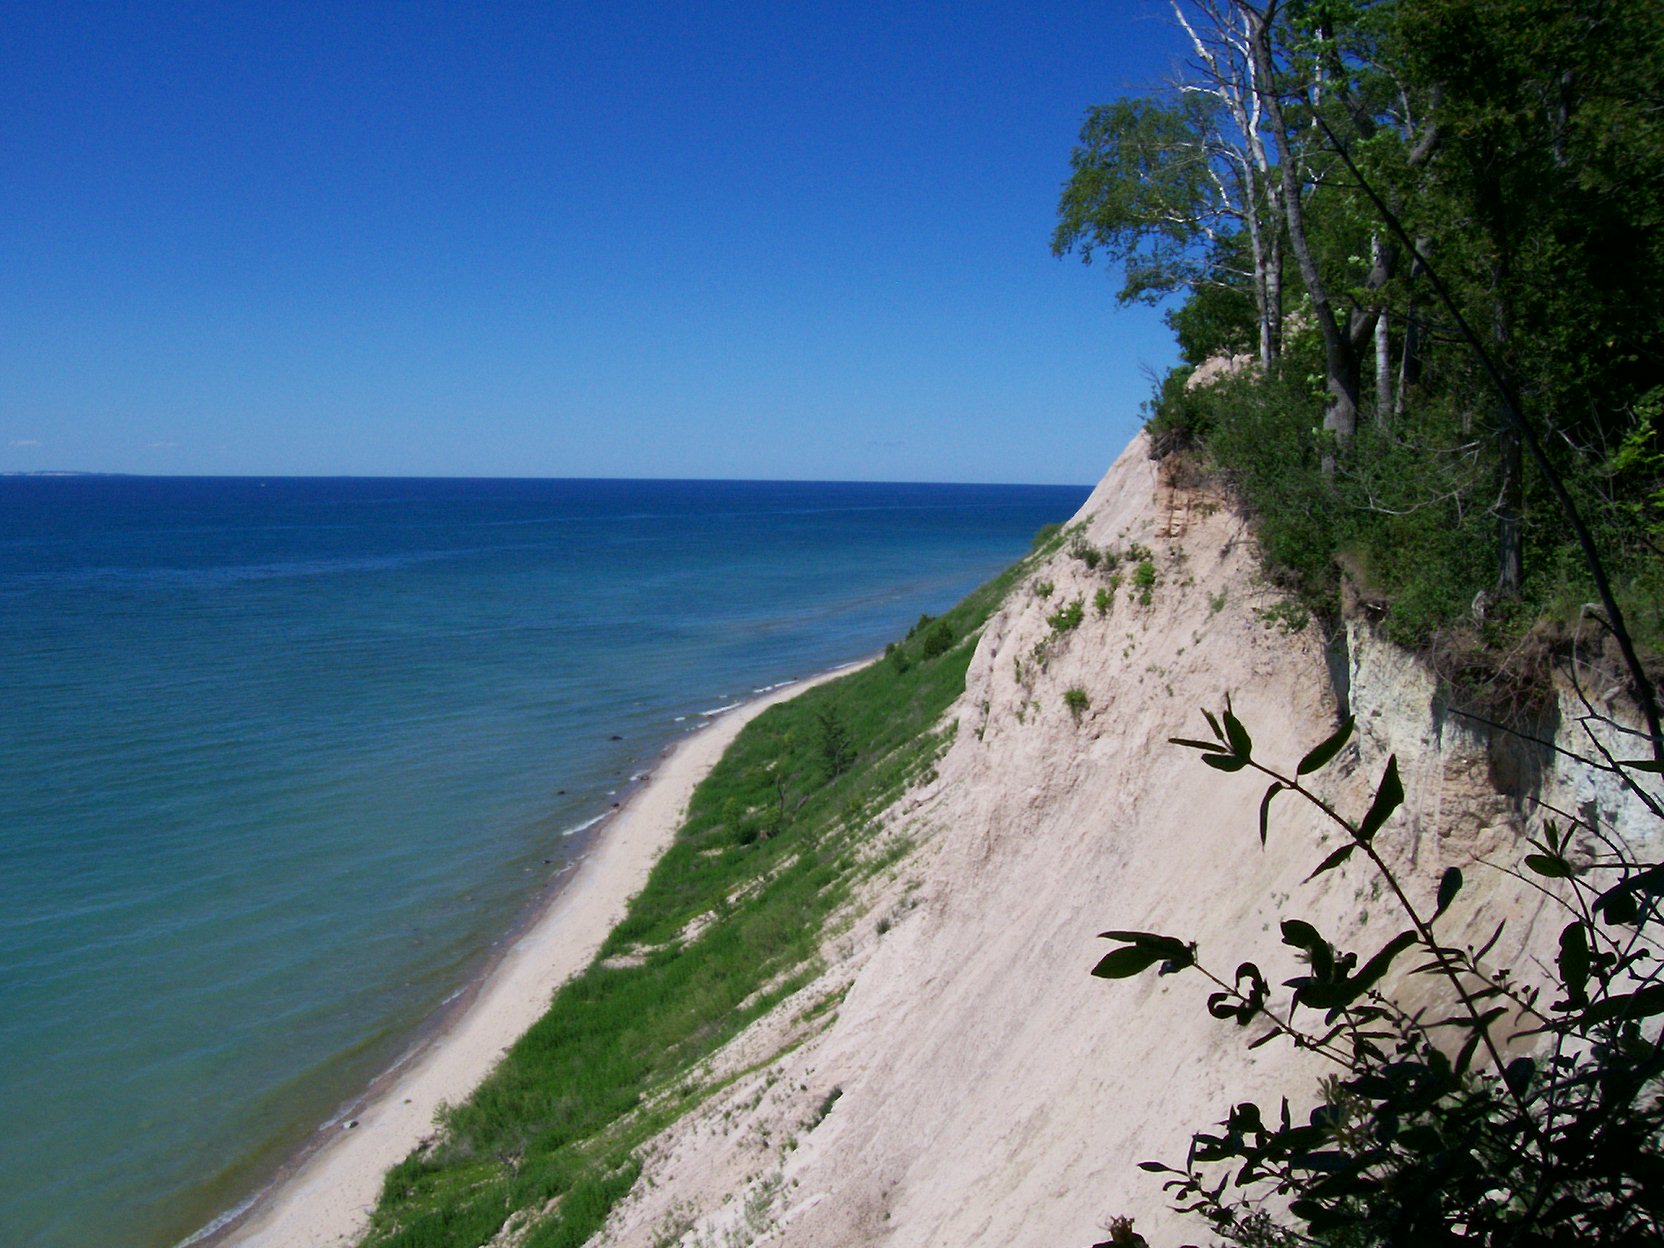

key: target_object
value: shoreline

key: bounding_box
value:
[202,660,867,1248]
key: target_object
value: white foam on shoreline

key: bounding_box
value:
[555,812,607,839]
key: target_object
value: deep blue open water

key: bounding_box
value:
[0,475,1086,1248]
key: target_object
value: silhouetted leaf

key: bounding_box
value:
[1556,921,1590,1010]
[1355,756,1403,844]
[1434,867,1463,919]
[1304,842,1356,883]
[1455,1027,1483,1076]
[1098,930,1191,958]
[1474,919,1507,961]
[1170,736,1230,754]
[1202,707,1224,740]
[1259,782,1284,846]
[1504,1056,1535,1096]
[1281,920,1335,981]
[1297,716,1355,775]
[1202,753,1249,772]
[1579,984,1664,1026]
[1617,757,1664,773]
[1594,862,1664,926]
[1351,931,1418,995]
[1525,853,1572,879]
[1092,946,1162,979]
[1223,706,1253,760]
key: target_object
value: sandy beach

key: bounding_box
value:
[212,664,859,1248]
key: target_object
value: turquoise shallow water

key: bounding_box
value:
[0,476,1086,1248]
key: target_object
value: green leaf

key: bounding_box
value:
[1297,715,1355,775]
[1354,756,1403,844]
[1434,867,1463,919]
[1258,782,1284,846]
[1222,706,1253,760]
[1304,842,1356,883]
[1524,853,1573,879]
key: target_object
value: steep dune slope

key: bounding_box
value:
[594,435,1659,1248]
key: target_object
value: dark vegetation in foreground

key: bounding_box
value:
[1096,706,1664,1247]
[358,536,1061,1248]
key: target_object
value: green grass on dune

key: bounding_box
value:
[358,542,1052,1248]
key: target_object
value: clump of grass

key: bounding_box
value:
[1034,579,1055,599]
[1255,599,1310,634]
[1063,687,1090,721]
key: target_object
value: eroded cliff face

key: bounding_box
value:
[589,435,1661,1248]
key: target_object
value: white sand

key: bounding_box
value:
[216,665,862,1248]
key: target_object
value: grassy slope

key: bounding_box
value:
[359,538,1059,1248]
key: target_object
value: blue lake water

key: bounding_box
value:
[0,475,1086,1248]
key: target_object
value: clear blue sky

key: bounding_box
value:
[2,1,1179,483]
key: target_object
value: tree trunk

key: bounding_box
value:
[1240,0,1358,445]
[1495,292,1523,596]
[1375,308,1392,426]
[1395,236,1430,417]
[1498,421,1524,596]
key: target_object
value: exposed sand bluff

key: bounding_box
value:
[588,434,1659,1247]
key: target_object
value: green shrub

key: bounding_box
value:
[1063,687,1090,721]
[920,620,954,659]
[1048,598,1085,633]
[1142,366,1214,458]
[1034,580,1055,599]
[1094,585,1115,617]
[1070,534,1104,569]
[816,705,854,778]
[1132,559,1156,605]
[883,641,910,675]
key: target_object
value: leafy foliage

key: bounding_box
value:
[1075,0,1664,670]
[1095,704,1664,1246]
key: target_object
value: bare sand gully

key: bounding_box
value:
[212,663,865,1248]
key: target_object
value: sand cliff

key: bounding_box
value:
[588,434,1661,1247]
